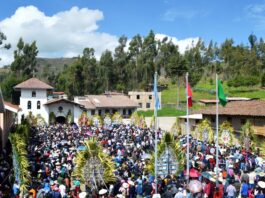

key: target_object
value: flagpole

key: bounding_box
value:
[154,71,158,194]
[185,72,190,182]
[215,74,219,186]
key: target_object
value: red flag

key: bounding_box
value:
[187,83,192,108]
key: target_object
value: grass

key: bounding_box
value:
[162,80,265,105]
[157,79,265,116]
[137,107,186,117]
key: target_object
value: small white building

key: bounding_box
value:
[14,78,139,125]
[74,93,139,118]
[14,78,53,124]
[128,91,161,110]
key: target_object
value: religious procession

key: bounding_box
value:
[1,73,265,198]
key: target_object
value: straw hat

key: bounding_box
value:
[258,181,265,188]
[209,177,216,182]
[99,189,108,195]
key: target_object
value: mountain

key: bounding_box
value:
[35,57,78,75]
[1,57,78,76]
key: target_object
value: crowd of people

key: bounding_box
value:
[0,146,13,197]
[2,121,265,198]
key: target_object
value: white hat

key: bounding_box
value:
[99,189,108,195]
[228,164,234,168]
[116,194,123,198]
[178,187,183,191]
[206,155,213,160]
[258,181,265,188]
[79,192,87,198]
[209,177,216,182]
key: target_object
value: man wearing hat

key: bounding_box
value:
[174,188,184,198]
[99,189,108,197]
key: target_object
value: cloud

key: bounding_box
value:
[155,33,199,53]
[245,2,265,29]
[0,6,119,66]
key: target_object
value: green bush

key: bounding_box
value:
[261,73,265,87]
[227,76,259,87]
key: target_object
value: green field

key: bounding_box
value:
[137,107,186,117]
[138,80,265,117]
[162,80,265,105]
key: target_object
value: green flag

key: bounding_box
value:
[218,80,227,106]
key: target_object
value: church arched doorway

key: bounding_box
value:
[56,116,66,124]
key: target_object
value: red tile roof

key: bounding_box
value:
[44,98,84,108]
[196,100,265,117]
[4,101,20,111]
[14,78,53,90]
[76,95,139,109]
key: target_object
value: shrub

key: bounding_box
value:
[227,75,259,87]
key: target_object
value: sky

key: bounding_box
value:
[0,0,265,66]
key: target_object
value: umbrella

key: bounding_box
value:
[86,131,93,136]
[201,172,212,179]
[141,153,151,160]
[188,180,202,193]
[185,168,201,178]
[77,146,86,151]
[60,140,68,145]
[206,155,214,160]
[255,167,263,173]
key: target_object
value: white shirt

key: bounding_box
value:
[59,184,66,197]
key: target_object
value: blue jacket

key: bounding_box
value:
[241,183,248,196]
[136,184,143,195]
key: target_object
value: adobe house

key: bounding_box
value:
[197,100,265,136]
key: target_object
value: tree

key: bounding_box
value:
[0,31,11,61]
[113,36,129,91]
[11,38,38,78]
[99,50,114,91]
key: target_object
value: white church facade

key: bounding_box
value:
[14,78,138,125]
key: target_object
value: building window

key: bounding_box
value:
[58,106,63,112]
[113,109,117,114]
[27,101,31,109]
[211,117,215,123]
[241,119,246,125]
[91,110,95,115]
[227,117,232,123]
[32,91,36,97]
[123,109,126,115]
[146,103,151,109]
[128,109,132,115]
[149,95,152,100]
[98,110,102,116]
[137,95,140,99]
[37,101,41,109]
[139,103,142,108]
[105,109,109,114]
